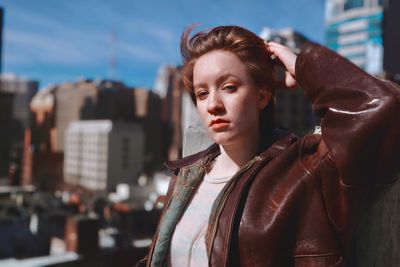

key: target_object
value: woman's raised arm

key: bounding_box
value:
[295,43,400,186]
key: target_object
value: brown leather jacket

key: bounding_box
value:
[144,43,400,267]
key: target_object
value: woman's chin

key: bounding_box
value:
[208,131,238,146]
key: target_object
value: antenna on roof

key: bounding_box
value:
[109,27,117,80]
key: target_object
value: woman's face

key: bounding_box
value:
[193,50,270,146]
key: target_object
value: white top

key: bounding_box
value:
[169,173,231,267]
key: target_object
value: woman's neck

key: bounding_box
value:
[209,130,260,178]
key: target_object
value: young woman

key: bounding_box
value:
[141,26,400,266]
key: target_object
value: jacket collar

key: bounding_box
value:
[164,142,219,173]
[164,128,297,173]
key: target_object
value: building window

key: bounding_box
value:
[122,137,130,169]
[344,0,364,10]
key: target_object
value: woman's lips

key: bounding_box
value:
[210,119,230,131]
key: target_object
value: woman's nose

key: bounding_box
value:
[207,90,224,114]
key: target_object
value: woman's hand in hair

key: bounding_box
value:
[266,42,297,89]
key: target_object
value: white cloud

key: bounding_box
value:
[5,29,102,66]
[147,26,175,45]
[118,40,164,63]
[3,6,109,67]
[3,4,176,68]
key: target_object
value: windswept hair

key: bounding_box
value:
[180,25,276,97]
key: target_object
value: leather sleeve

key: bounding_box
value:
[296,43,400,186]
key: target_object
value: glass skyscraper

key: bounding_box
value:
[326,0,384,74]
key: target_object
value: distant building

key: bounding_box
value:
[154,66,184,161]
[326,0,384,74]
[260,27,309,53]
[260,27,319,136]
[54,79,137,152]
[64,120,144,191]
[0,74,38,179]
[95,80,135,122]
[132,88,164,171]
[29,85,58,155]
[23,85,63,190]
[0,7,3,74]
[30,85,56,129]
[0,74,38,129]
[54,80,98,152]
[65,215,99,255]
[382,0,400,82]
[133,88,151,119]
[25,79,166,191]
[0,91,13,177]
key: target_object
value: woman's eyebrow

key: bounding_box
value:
[193,82,207,90]
[194,73,240,89]
[216,74,240,85]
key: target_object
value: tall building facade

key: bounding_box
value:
[0,74,38,179]
[64,120,144,191]
[326,0,384,74]
[23,85,63,190]
[0,91,13,177]
[382,0,400,82]
[54,80,98,152]
[153,66,183,161]
[54,79,136,152]
[132,88,164,172]
[0,74,39,129]
[0,7,3,74]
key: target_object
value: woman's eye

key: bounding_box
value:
[195,90,208,99]
[223,85,237,92]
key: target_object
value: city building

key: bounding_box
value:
[24,78,166,190]
[30,85,56,130]
[0,91,13,178]
[54,79,137,152]
[54,80,98,152]
[0,74,38,130]
[132,88,164,171]
[382,0,400,82]
[260,27,309,53]
[0,7,3,74]
[95,80,135,122]
[153,65,184,161]
[23,85,63,190]
[326,0,384,74]
[0,74,38,180]
[64,120,144,191]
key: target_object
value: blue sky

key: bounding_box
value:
[1,0,326,89]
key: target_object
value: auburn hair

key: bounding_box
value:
[181,25,275,95]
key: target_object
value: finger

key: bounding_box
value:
[285,74,297,88]
[265,42,276,54]
[266,42,287,61]
[267,41,286,52]
[267,41,281,47]
[264,41,275,57]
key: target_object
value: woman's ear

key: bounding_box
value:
[258,89,271,109]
